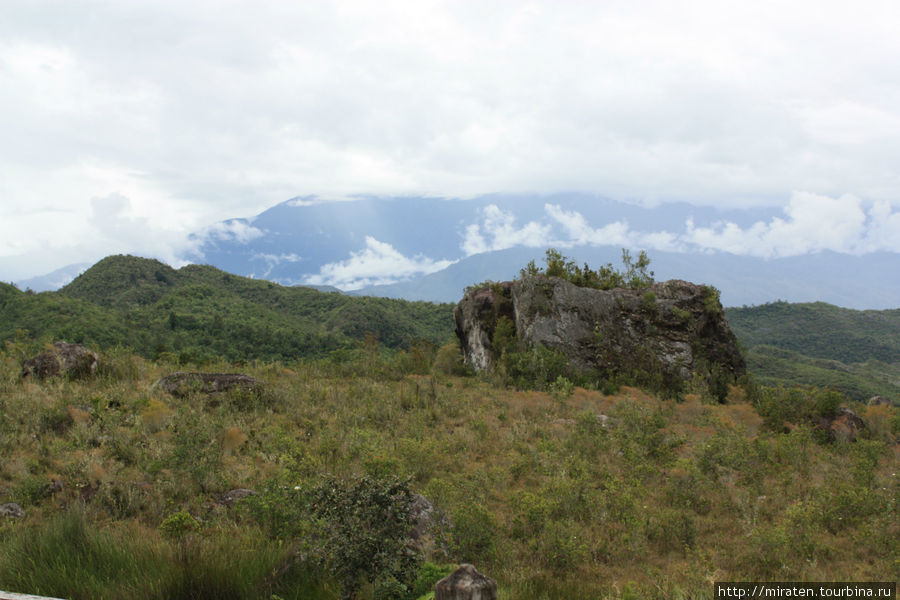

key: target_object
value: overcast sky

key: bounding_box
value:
[3,0,900,280]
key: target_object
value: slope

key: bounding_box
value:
[727,302,900,400]
[1,255,455,362]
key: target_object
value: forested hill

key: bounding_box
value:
[4,255,900,401]
[727,302,900,400]
[0,255,455,362]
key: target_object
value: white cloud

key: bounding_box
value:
[461,205,553,255]
[3,1,900,279]
[861,200,900,253]
[305,236,455,290]
[682,192,870,257]
[249,252,304,278]
[460,193,900,259]
[199,220,266,245]
[544,204,632,247]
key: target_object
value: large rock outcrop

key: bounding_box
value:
[455,276,745,384]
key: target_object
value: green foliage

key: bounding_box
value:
[432,343,469,376]
[159,511,201,540]
[549,375,575,401]
[521,248,654,290]
[500,344,570,390]
[700,285,722,315]
[727,301,900,401]
[406,563,455,600]
[449,503,497,563]
[754,386,846,432]
[0,255,455,363]
[307,474,421,600]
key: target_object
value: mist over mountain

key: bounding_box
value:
[191,194,900,309]
[353,246,900,310]
[20,194,900,309]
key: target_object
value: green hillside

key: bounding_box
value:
[0,255,454,363]
[4,257,900,401]
[727,302,900,401]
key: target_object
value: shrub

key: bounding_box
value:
[645,508,696,553]
[755,386,848,433]
[308,474,421,600]
[549,375,575,401]
[450,503,497,564]
[520,248,653,291]
[432,343,469,376]
[501,344,569,390]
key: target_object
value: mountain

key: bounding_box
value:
[193,194,900,309]
[23,194,900,309]
[354,246,900,310]
[0,255,454,362]
[14,262,91,292]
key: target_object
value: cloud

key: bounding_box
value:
[461,205,553,255]
[682,192,870,257]
[198,220,266,245]
[4,1,900,279]
[249,252,303,279]
[457,193,900,260]
[544,204,632,247]
[305,236,455,290]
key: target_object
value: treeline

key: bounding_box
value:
[727,301,900,401]
[0,255,455,364]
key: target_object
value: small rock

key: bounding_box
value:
[820,407,866,442]
[0,502,25,519]
[868,395,897,407]
[408,494,450,555]
[219,488,257,507]
[21,341,99,379]
[153,372,261,397]
[435,564,498,600]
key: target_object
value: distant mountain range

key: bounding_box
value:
[15,194,900,309]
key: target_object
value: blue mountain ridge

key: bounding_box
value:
[194,193,781,283]
[19,194,900,309]
[352,246,900,310]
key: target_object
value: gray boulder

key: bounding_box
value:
[455,276,745,384]
[0,502,24,519]
[820,407,866,442]
[219,488,257,507]
[408,493,450,555]
[153,372,260,397]
[435,564,497,600]
[868,395,898,407]
[21,341,99,379]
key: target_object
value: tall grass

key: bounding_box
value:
[0,507,333,600]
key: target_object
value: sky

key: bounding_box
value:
[3,0,900,281]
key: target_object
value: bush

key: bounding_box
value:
[450,503,497,564]
[521,248,654,291]
[755,386,847,433]
[308,474,421,600]
[432,343,469,376]
[501,344,569,390]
